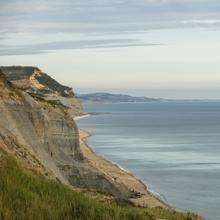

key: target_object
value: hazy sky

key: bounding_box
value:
[1,0,220,98]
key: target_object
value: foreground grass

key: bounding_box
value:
[0,151,202,220]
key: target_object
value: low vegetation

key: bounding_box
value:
[0,150,202,220]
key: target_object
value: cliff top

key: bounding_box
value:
[0,66,83,116]
[0,66,74,98]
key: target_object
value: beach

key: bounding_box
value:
[78,129,169,208]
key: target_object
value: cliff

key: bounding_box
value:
[0,68,203,220]
[0,68,137,199]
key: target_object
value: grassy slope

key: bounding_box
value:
[0,150,202,220]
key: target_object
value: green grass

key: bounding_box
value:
[0,151,202,220]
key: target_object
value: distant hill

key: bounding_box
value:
[78,93,162,103]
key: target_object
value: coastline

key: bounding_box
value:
[78,128,170,209]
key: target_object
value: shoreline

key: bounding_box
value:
[78,128,170,209]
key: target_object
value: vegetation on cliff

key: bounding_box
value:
[0,66,83,116]
[0,66,74,97]
[0,149,202,220]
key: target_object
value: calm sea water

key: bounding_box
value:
[77,102,220,220]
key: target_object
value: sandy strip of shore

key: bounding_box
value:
[79,129,169,209]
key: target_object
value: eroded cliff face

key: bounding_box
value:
[0,69,133,199]
[0,66,83,117]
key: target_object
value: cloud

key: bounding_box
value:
[0,38,162,56]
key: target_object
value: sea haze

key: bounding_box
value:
[77,102,220,220]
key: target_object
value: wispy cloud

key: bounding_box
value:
[0,38,163,56]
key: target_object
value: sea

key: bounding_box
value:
[77,102,220,220]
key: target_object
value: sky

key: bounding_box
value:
[1,0,220,99]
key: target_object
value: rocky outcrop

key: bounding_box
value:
[0,68,134,199]
[0,66,83,117]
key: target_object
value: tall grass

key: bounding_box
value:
[0,152,202,220]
